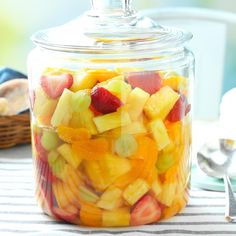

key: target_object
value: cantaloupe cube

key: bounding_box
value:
[123,178,149,205]
[127,87,150,120]
[97,187,123,210]
[148,118,170,150]
[93,110,131,133]
[102,208,130,227]
[144,86,179,120]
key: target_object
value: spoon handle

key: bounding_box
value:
[224,175,236,222]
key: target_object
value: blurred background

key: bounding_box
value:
[0,0,236,118]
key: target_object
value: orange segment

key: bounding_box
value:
[72,138,109,160]
[57,126,91,143]
[80,204,102,227]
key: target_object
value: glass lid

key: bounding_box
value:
[32,0,192,54]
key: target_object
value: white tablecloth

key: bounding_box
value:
[0,121,235,236]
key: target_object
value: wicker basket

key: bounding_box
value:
[0,112,31,149]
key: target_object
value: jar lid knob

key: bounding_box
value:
[90,0,134,16]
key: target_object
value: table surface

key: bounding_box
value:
[0,121,236,236]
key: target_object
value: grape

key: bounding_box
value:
[41,129,59,151]
[72,90,91,112]
[115,134,137,158]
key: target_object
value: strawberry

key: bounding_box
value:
[167,94,191,122]
[34,133,47,162]
[35,157,53,215]
[52,205,78,222]
[126,71,162,95]
[131,194,162,226]
[40,74,73,99]
[91,87,122,114]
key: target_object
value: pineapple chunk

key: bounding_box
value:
[102,208,130,227]
[144,86,180,120]
[51,89,73,127]
[57,143,82,169]
[84,154,131,191]
[93,110,131,133]
[123,178,149,205]
[157,181,177,207]
[127,87,150,121]
[151,178,162,197]
[111,121,147,137]
[148,118,170,151]
[70,109,98,135]
[163,74,188,91]
[97,187,123,210]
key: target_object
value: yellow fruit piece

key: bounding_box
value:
[127,87,150,121]
[93,110,131,133]
[53,180,71,209]
[70,109,98,135]
[97,187,123,210]
[157,181,177,207]
[102,208,130,227]
[123,178,150,205]
[80,204,102,227]
[151,178,162,197]
[84,154,131,191]
[57,144,82,169]
[86,68,119,82]
[162,74,188,91]
[51,89,73,127]
[148,118,170,151]
[42,67,75,76]
[70,71,97,92]
[33,88,58,126]
[144,86,180,120]
[61,164,83,185]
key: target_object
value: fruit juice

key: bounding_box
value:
[31,67,191,226]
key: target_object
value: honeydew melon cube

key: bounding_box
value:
[144,86,179,120]
[51,89,73,127]
[148,118,170,151]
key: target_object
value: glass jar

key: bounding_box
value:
[28,0,194,227]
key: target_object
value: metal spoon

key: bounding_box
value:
[197,138,236,222]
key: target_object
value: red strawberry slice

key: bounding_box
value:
[35,157,53,215]
[34,133,47,162]
[131,194,162,226]
[91,87,122,114]
[167,94,191,122]
[40,74,73,99]
[126,71,162,95]
[52,205,78,222]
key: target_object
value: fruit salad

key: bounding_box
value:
[31,67,191,227]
